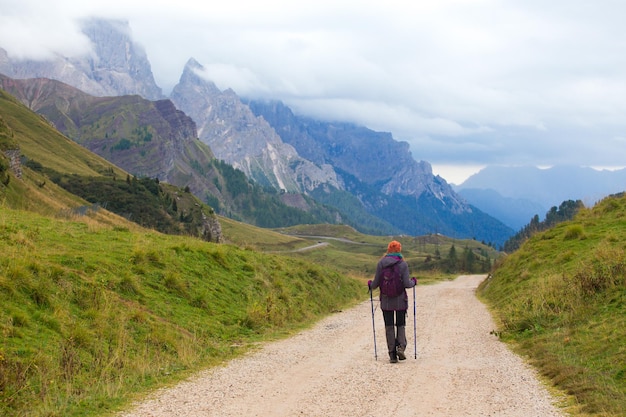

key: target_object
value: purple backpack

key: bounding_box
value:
[380,261,404,297]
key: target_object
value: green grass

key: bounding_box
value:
[273,223,498,281]
[0,206,363,417]
[218,216,311,251]
[0,90,127,179]
[479,194,626,416]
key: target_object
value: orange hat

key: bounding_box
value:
[387,240,402,253]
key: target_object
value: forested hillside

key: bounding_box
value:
[502,199,584,252]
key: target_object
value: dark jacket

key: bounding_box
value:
[370,254,415,311]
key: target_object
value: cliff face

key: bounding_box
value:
[0,19,162,100]
[247,100,468,214]
[170,59,341,193]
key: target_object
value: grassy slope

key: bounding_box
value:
[0,207,363,417]
[0,90,127,179]
[1,88,131,220]
[479,194,626,416]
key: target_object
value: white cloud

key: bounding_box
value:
[0,2,91,59]
[431,163,487,185]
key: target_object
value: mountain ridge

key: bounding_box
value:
[0,17,514,246]
[455,165,626,229]
[245,99,516,244]
[0,74,217,196]
[0,74,349,231]
[0,19,163,100]
[0,87,223,242]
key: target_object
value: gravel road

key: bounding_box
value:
[119,275,565,417]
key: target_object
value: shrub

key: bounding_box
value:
[564,224,585,240]
[112,138,132,151]
[569,245,626,296]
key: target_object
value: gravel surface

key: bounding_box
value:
[119,275,565,417]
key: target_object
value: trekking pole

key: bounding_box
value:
[413,284,417,359]
[369,287,378,361]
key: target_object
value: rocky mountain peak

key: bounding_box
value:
[183,57,203,72]
[0,18,162,100]
[178,58,221,95]
[247,100,469,213]
[170,59,341,193]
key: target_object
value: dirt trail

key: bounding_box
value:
[119,275,565,417]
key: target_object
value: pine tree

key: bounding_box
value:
[446,244,458,273]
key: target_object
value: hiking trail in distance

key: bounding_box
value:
[119,275,565,417]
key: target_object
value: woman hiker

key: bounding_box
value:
[368,240,417,363]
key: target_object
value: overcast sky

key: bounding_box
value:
[1,0,625,183]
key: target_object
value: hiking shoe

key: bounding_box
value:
[397,346,406,361]
[389,352,398,363]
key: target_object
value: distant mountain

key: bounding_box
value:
[454,165,626,230]
[247,100,454,200]
[246,100,514,245]
[456,188,547,231]
[169,61,517,244]
[456,165,626,209]
[0,19,163,100]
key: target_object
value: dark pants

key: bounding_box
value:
[382,310,407,355]
[383,310,406,327]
